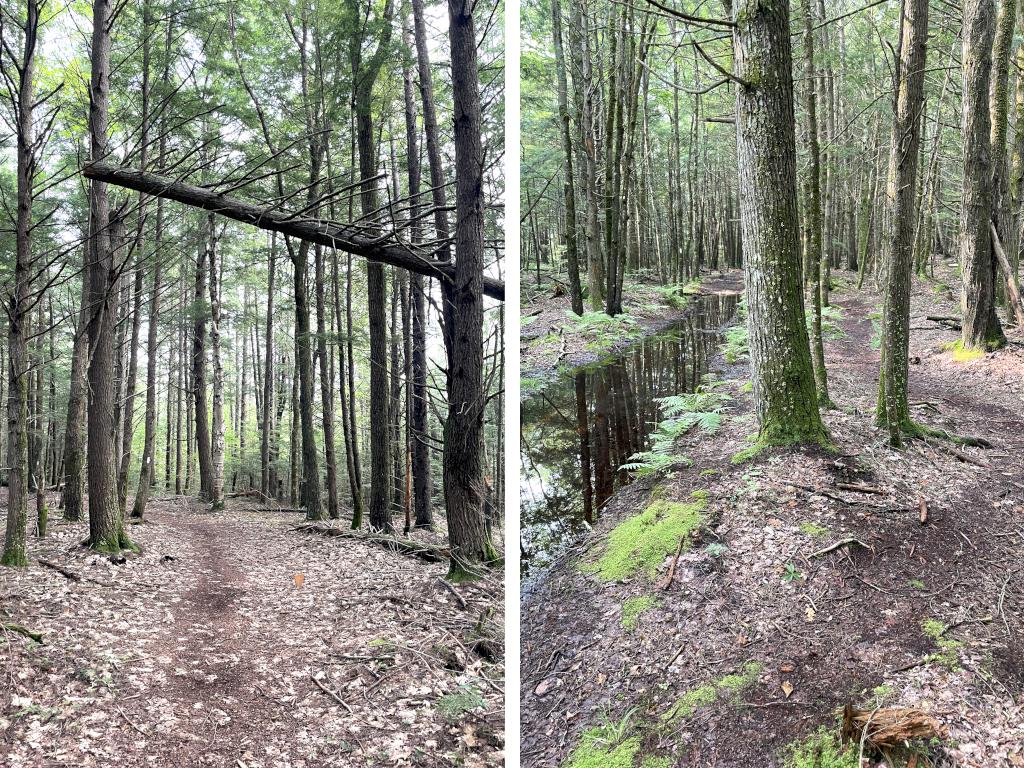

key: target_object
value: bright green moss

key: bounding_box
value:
[941,340,985,362]
[799,522,829,539]
[661,662,762,725]
[783,728,859,768]
[621,595,660,631]
[586,496,706,581]
[921,619,963,671]
[564,730,640,768]
[640,757,672,768]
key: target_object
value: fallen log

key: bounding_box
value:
[82,162,505,301]
[294,522,448,563]
[840,703,946,749]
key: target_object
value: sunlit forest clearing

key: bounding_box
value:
[520,0,1024,766]
[0,0,505,765]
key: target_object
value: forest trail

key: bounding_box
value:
[1,500,504,768]
[521,269,1024,768]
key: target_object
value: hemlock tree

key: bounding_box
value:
[732,0,828,452]
[85,0,134,553]
[960,0,1005,350]
[877,0,929,444]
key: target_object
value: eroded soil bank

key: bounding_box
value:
[521,268,1024,768]
[1,499,503,767]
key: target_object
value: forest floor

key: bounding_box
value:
[521,270,744,395]
[0,498,504,767]
[521,265,1024,768]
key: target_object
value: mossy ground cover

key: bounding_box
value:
[783,728,859,768]
[661,662,763,725]
[585,492,707,582]
[620,595,659,631]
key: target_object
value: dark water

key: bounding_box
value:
[520,293,740,580]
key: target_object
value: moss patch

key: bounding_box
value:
[621,595,660,631]
[922,618,963,670]
[661,662,762,725]
[783,727,858,768]
[941,340,985,363]
[799,522,829,539]
[564,728,641,768]
[586,494,706,581]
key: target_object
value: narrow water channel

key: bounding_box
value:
[520,292,740,579]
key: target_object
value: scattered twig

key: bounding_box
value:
[2,623,44,643]
[311,673,353,713]
[437,577,468,609]
[809,538,869,559]
[656,537,685,590]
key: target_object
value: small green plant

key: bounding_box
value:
[436,685,485,721]
[621,389,732,476]
[661,662,762,725]
[868,309,883,350]
[812,304,848,340]
[782,563,803,583]
[621,595,660,631]
[783,727,859,768]
[705,542,729,558]
[941,340,986,362]
[908,578,925,590]
[922,618,963,670]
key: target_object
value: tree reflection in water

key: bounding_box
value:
[520,293,739,579]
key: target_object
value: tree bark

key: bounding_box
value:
[733,0,828,449]
[86,0,133,552]
[877,0,928,444]
[192,219,214,500]
[960,0,1006,349]
[208,221,226,508]
[443,0,497,579]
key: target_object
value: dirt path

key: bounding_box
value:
[1,500,503,767]
[521,268,1024,768]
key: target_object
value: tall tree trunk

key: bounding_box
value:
[208,222,226,508]
[290,237,322,519]
[733,0,828,449]
[1,0,39,566]
[551,0,584,314]
[86,0,133,552]
[877,0,928,444]
[192,219,213,499]
[62,252,89,521]
[960,0,1006,349]
[443,0,497,579]
[260,235,276,499]
[800,0,830,407]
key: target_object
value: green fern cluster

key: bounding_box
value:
[621,390,731,476]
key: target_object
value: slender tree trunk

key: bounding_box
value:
[800,0,830,407]
[192,219,213,499]
[877,0,928,444]
[551,0,584,314]
[208,222,226,508]
[260,236,276,499]
[1,0,39,565]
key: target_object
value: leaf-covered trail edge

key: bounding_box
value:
[1,500,503,767]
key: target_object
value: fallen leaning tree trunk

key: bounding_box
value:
[81,162,505,301]
[294,522,448,563]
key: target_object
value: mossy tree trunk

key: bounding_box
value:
[733,0,828,450]
[800,0,830,407]
[960,0,1006,350]
[877,0,928,445]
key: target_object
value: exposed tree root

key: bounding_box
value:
[2,623,44,643]
[840,703,947,749]
[294,522,448,563]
